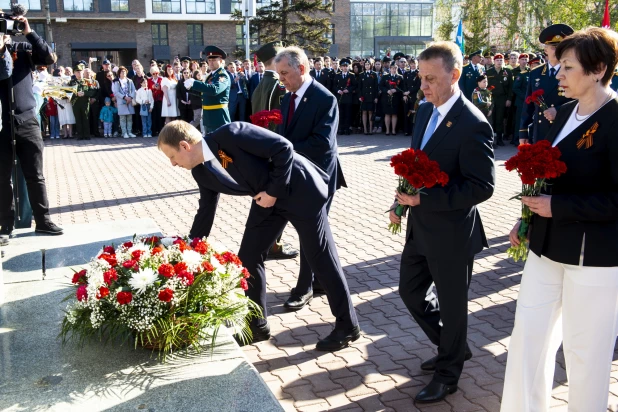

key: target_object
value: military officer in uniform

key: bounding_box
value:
[184,45,231,133]
[333,58,357,135]
[519,24,574,144]
[486,53,513,146]
[459,50,484,102]
[402,57,420,136]
[70,63,97,140]
[510,53,530,145]
[483,51,494,72]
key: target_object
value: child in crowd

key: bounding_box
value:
[135,78,154,138]
[99,97,118,138]
[45,98,60,139]
[472,74,493,121]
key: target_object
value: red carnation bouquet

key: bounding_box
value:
[61,235,260,357]
[504,140,567,261]
[250,109,283,129]
[388,148,449,234]
[525,89,548,111]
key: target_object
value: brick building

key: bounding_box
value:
[2,0,435,68]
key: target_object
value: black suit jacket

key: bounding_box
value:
[408,92,495,257]
[189,122,329,238]
[248,72,261,99]
[277,79,346,195]
[529,98,618,267]
[310,68,331,91]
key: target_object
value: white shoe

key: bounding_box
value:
[128,133,136,137]
[146,134,152,138]
[123,134,129,138]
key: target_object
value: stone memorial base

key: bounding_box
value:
[0,219,282,412]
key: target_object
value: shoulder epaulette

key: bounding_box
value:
[530,63,546,72]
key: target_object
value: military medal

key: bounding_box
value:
[535,78,540,87]
[218,150,233,168]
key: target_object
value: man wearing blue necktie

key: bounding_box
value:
[389,41,495,404]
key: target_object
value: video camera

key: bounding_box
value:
[0,4,28,36]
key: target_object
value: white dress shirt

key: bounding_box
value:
[290,76,313,110]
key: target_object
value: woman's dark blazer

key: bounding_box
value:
[529,98,618,267]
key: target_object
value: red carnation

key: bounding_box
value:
[151,246,164,255]
[72,269,87,284]
[76,284,88,301]
[123,259,137,269]
[240,278,248,291]
[242,268,251,279]
[177,271,195,286]
[131,250,143,260]
[214,254,226,265]
[158,288,174,302]
[174,262,188,274]
[103,246,115,254]
[103,268,118,285]
[221,251,242,266]
[98,253,117,267]
[117,291,133,305]
[123,241,133,248]
[250,109,283,129]
[158,263,175,278]
[202,261,215,272]
[143,236,160,244]
[193,241,208,255]
[97,286,110,299]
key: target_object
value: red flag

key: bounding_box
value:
[602,0,611,28]
[253,53,258,69]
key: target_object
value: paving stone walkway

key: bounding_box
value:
[38,132,618,411]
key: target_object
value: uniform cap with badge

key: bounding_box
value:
[203,45,227,59]
[73,63,85,72]
[539,23,574,45]
[494,53,504,60]
[469,50,483,58]
[340,58,351,66]
[180,56,191,63]
[255,41,286,63]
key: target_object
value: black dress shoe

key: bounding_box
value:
[234,322,271,346]
[420,350,472,371]
[415,380,457,403]
[35,221,64,235]
[284,288,313,310]
[266,243,299,260]
[316,325,361,351]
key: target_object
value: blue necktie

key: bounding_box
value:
[550,68,556,77]
[420,108,440,149]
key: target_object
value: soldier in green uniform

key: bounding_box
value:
[472,74,492,120]
[486,53,513,146]
[510,53,530,145]
[483,51,494,72]
[183,45,231,133]
[251,41,287,121]
[459,49,484,102]
[69,63,97,140]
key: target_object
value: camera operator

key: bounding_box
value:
[0,12,63,242]
[0,33,13,132]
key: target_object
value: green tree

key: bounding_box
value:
[435,0,457,42]
[231,0,333,58]
[461,0,490,53]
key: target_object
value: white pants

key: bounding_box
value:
[501,252,618,412]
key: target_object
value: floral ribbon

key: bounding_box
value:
[218,150,233,168]
[577,122,598,150]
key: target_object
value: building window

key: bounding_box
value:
[257,0,271,7]
[231,0,242,12]
[63,0,94,11]
[30,22,46,40]
[236,24,259,50]
[324,24,334,44]
[350,2,432,57]
[323,0,333,12]
[187,24,203,46]
[152,0,181,13]
[111,0,129,11]
[186,0,215,13]
[25,0,42,10]
[0,0,10,10]
[152,23,169,46]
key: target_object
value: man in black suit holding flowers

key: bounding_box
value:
[389,41,495,403]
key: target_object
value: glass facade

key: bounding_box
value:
[186,0,215,13]
[64,0,94,11]
[350,2,433,57]
[152,0,181,13]
[151,23,169,46]
[111,0,129,11]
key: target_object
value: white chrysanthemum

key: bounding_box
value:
[128,267,158,294]
[161,237,177,247]
[210,241,227,254]
[182,250,203,272]
[209,255,226,274]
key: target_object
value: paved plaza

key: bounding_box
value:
[36,132,618,411]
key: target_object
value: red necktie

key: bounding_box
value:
[287,93,297,126]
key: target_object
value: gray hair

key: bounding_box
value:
[418,41,463,73]
[274,46,310,72]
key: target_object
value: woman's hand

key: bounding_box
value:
[509,221,522,246]
[125,96,132,104]
[166,99,171,107]
[522,195,552,218]
[543,107,557,121]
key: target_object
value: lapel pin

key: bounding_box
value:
[446,121,452,128]
[218,150,233,168]
[303,97,307,102]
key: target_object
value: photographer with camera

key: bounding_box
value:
[0,32,13,133]
[0,6,63,243]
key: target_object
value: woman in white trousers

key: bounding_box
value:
[501,26,618,412]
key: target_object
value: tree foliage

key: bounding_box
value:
[231,0,333,58]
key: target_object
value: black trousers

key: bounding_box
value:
[295,194,334,294]
[238,205,358,331]
[339,102,352,131]
[152,101,164,135]
[0,116,50,226]
[398,238,473,385]
[403,99,415,135]
[89,101,100,136]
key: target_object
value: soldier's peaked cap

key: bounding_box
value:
[255,41,286,63]
[203,45,227,59]
[539,24,574,45]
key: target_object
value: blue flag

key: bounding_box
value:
[455,20,465,54]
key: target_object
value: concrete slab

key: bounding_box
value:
[0,220,283,412]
